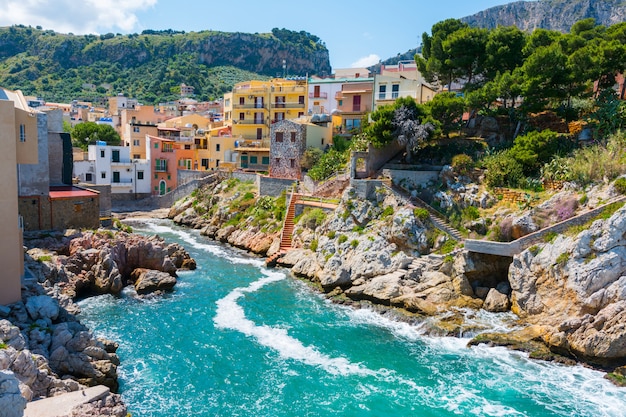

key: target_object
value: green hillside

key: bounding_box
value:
[0,26,331,103]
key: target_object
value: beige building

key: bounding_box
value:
[373,61,438,111]
[0,88,39,305]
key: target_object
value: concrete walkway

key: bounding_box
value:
[24,386,110,417]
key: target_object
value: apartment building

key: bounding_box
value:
[224,78,308,171]
[373,61,438,111]
[0,87,39,304]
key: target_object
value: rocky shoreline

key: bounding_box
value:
[167,177,626,385]
[0,228,195,416]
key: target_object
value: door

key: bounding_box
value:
[353,95,361,112]
[111,150,120,163]
[241,155,249,169]
[112,171,120,183]
[159,180,166,195]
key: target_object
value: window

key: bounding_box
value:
[290,159,295,168]
[276,112,285,122]
[216,143,221,152]
[314,85,320,98]
[338,100,343,106]
[239,97,245,105]
[101,172,106,179]
[133,126,140,133]
[392,84,399,99]
[137,171,144,180]
[111,150,120,163]
[379,84,387,100]
[262,156,269,165]
[112,171,120,183]
[275,96,285,108]
[155,159,167,172]
[276,132,283,142]
[298,95,305,105]
[250,156,258,164]
[298,112,304,118]
[239,112,245,120]
[290,132,296,142]
[100,150,105,158]
[201,159,209,169]
[19,124,26,142]
[184,144,191,150]
[275,158,280,164]
[133,154,140,159]
[133,139,140,146]
[85,173,93,182]
[154,143,158,148]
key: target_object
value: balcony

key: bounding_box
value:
[111,158,132,166]
[233,103,268,110]
[309,92,328,99]
[236,139,270,149]
[234,119,266,125]
[270,85,306,93]
[111,179,133,187]
[270,102,305,109]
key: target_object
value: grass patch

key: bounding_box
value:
[381,205,394,219]
[37,255,53,262]
[327,230,336,239]
[555,252,570,266]
[350,239,359,248]
[0,342,7,349]
[413,208,430,222]
[438,238,457,255]
[309,239,318,252]
[543,231,558,243]
[338,234,348,244]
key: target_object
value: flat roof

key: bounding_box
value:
[49,186,99,199]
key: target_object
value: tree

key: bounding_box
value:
[441,26,488,90]
[484,26,527,79]
[519,43,571,112]
[427,92,465,137]
[364,97,434,162]
[71,122,121,150]
[300,147,323,170]
[416,19,469,88]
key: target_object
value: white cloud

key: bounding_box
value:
[351,54,380,68]
[0,0,157,34]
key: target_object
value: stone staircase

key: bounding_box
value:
[383,182,464,241]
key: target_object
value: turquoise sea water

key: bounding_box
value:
[77,220,626,417]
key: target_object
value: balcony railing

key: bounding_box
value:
[270,86,306,93]
[111,179,133,187]
[234,119,266,125]
[236,139,271,148]
[309,92,328,99]
[233,103,268,110]
[270,102,305,109]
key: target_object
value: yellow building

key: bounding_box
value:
[0,88,39,305]
[224,78,308,171]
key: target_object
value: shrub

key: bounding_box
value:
[413,208,430,222]
[0,342,7,349]
[327,230,336,239]
[299,208,326,230]
[37,255,53,262]
[543,231,558,243]
[309,239,318,252]
[451,154,474,175]
[462,206,480,221]
[381,206,394,219]
[308,149,349,181]
[482,149,525,188]
[350,239,359,248]
[614,177,626,195]
[438,239,457,254]
[509,130,571,176]
[338,234,348,244]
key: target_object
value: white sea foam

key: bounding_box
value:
[214,271,379,377]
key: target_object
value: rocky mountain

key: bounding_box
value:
[461,0,626,32]
[0,26,331,103]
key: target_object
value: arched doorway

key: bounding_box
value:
[159,180,166,195]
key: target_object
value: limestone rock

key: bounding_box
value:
[130,268,177,295]
[0,370,27,417]
[483,288,510,312]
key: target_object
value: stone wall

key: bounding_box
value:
[18,193,100,231]
[269,121,306,180]
[177,169,214,186]
[259,176,295,197]
[351,179,386,200]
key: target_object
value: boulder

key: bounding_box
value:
[130,268,177,295]
[483,288,511,312]
[0,370,27,417]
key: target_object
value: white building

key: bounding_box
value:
[73,143,151,196]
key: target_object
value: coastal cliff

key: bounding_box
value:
[169,175,626,381]
[0,229,195,416]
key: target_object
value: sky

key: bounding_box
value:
[0,0,517,70]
